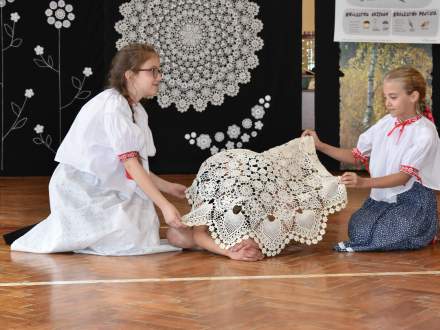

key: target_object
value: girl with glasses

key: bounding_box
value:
[6,43,187,255]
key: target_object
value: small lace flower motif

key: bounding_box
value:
[196,134,212,150]
[251,105,265,119]
[34,124,44,134]
[184,132,198,145]
[241,133,250,143]
[34,45,44,56]
[82,67,93,77]
[255,121,264,130]
[225,141,235,150]
[24,89,34,98]
[242,118,253,129]
[10,12,20,23]
[227,125,241,139]
[0,0,15,8]
[184,94,271,154]
[215,132,225,143]
[45,1,75,29]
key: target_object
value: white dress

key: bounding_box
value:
[353,114,440,203]
[11,89,181,255]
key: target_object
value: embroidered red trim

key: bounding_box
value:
[118,151,139,162]
[400,165,422,183]
[352,148,369,172]
[118,151,139,180]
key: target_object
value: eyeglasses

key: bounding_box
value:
[136,67,162,78]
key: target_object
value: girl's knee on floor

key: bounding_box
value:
[166,227,196,249]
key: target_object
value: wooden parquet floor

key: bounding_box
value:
[1,176,440,330]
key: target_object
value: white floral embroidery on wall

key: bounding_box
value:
[2,89,34,142]
[0,0,15,9]
[1,0,34,170]
[32,1,93,153]
[184,95,271,154]
[115,0,264,112]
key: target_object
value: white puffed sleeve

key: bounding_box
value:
[356,130,372,157]
[352,122,376,170]
[134,103,156,157]
[103,104,146,157]
[400,127,437,183]
[355,118,382,157]
[352,115,392,170]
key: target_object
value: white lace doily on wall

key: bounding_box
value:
[185,95,271,154]
[183,136,347,257]
[115,0,264,112]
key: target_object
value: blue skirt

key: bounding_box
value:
[335,183,438,252]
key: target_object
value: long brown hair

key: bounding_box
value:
[108,43,159,105]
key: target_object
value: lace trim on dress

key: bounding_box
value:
[118,151,139,180]
[352,148,369,172]
[400,165,422,183]
[118,151,139,162]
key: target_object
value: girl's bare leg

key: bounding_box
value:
[166,227,196,249]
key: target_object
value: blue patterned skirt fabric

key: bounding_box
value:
[335,183,438,252]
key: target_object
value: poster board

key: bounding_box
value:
[334,0,440,43]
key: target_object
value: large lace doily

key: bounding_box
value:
[114,0,264,112]
[183,136,347,256]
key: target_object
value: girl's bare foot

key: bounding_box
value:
[230,238,259,252]
[228,246,264,261]
[228,241,264,261]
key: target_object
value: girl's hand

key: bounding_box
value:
[301,129,323,149]
[161,203,186,228]
[341,172,369,188]
[227,246,264,262]
[168,183,187,199]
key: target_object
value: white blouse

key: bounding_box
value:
[55,88,156,199]
[353,114,440,203]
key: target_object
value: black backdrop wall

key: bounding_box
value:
[0,0,303,176]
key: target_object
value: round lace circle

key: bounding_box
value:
[115,0,264,112]
[183,137,347,256]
